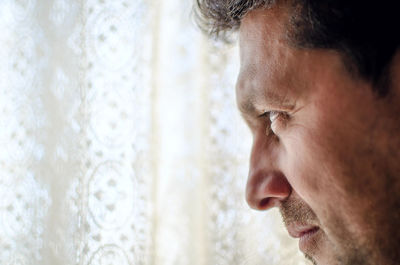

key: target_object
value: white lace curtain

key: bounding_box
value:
[0,0,309,264]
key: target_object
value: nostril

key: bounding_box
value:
[259,198,270,209]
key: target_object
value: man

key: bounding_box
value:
[195,1,400,265]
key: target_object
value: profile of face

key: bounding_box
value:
[236,7,400,265]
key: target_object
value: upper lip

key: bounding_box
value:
[286,223,319,238]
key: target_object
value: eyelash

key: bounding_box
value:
[259,111,288,134]
[259,111,283,121]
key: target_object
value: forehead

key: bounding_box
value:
[237,8,301,114]
[236,8,349,116]
[239,7,289,58]
[239,8,286,70]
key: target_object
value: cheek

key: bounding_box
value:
[279,109,352,217]
[281,129,327,203]
[280,125,358,243]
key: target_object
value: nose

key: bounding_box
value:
[246,131,292,210]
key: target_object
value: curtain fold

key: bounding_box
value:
[0,0,309,264]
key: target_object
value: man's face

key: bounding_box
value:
[237,8,400,265]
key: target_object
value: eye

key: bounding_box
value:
[259,111,288,135]
[268,111,280,123]
[259,111,284,122]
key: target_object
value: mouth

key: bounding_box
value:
[287,224,321,252]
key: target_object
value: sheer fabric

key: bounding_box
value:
[0,0,310,264]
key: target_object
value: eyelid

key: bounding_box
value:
[269,111,280,123]
[258,110,289,132]
[258,110,284,120]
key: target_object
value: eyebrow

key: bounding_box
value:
[238,95,257,116]
[238,90,294,117]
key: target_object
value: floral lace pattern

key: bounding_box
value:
[0,0,310,264]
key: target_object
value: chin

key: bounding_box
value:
[301,232,341,265]
[305,253,339,265]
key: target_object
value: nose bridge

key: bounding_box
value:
[246,130,291,210]
[249,129,273,172]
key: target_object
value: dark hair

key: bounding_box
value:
[194,0,400,95]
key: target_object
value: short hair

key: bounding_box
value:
[194,0,400,95]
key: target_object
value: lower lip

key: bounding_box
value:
[299,227,320,252]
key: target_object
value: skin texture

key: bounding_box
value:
[237,7,400,265]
